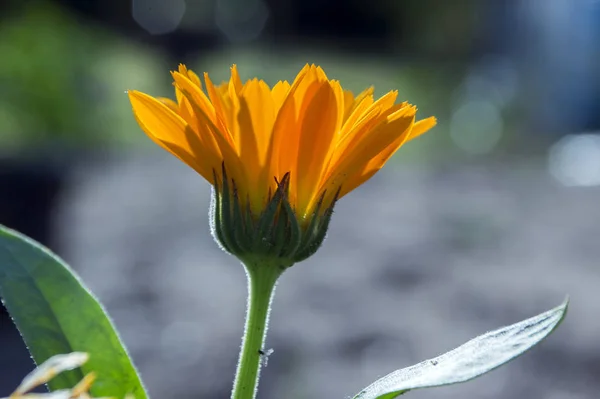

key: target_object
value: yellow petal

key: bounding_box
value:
[336,98,405,160]
[338,91,375,143]
[328,103,391,170]
[271,80,291,112]
[237,80,277,210]
[330,80,345,138]
[177,87,248,195]
[229,64,243,95]
[172,71,217,125]
[320,107,416,200]
[270,67,323,195]
[343,86,374,122]
[296,81,338,216]
[129,90,188,145]
[172,73,230,152]
[291,65,327,119]
[203,72,232,140]
[290,64,311,91]
[157,97,179,113]
[287,79,323,198]
[239,79,276,164]
[178,64,202,88]
[346,115,435,196]
[407,116,437,141]
[128,90,213,180]
[342,89,355,121]
[269,87,298,184]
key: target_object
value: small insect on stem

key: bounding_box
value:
[258,348,274,367]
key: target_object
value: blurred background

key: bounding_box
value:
[1,0,599,398]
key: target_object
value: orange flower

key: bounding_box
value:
[129,64,435,263]
[129,64,435,219]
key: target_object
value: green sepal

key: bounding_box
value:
[210,165,336,266]
[294,205,335,262]
[269,204,291,257]
[231,179,252,253]
[219,163,243,255]
[294,188,340,262]
[296,191,326,253]
[210,169,229,253]
[279,198,302,258]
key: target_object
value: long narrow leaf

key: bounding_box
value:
[0,225,148,399]
[353,299,568,399]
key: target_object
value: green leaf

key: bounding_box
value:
[0,224,148,399]
[353,299,569,399]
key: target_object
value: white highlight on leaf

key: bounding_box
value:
[353,299,569,399]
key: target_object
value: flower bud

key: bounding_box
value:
[211,164,338,267]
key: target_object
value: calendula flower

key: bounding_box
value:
[128,64,435,265]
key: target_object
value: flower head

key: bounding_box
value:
[129,64,436,264]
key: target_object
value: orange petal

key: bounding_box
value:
[347,116,435,196]
[128,90,212,180]
[287,79,323,198]
[296,81,338,216]
[237,80,277,210]
[338,91,375,143]
[178,64,203,88]
[271,80,291,112]
[289,64,311,91]
[270,67,323,193]
[157,97,179,113]
[172,71,217,125]
[337,99,406,158]
[178,87,247,194]
[346,115,437,192]
[291,65,327,119]
[330,80,345,138]
[342,89,355,121]
[203,72,232,141]
[343,87,374,122]
[321,107,416,200]
[238,79,276,164]
[269,89,298,185]
[327,104,390,171]
[229,64,243,95]
[407,116,437,141]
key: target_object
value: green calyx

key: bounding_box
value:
[210,164,338,266]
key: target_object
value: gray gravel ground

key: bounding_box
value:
[52,152,600,399]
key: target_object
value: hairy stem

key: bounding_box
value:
[231,261,283,399]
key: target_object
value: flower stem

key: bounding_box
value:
[231,260,283,399]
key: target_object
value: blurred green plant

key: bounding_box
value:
[0,1,168,152]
